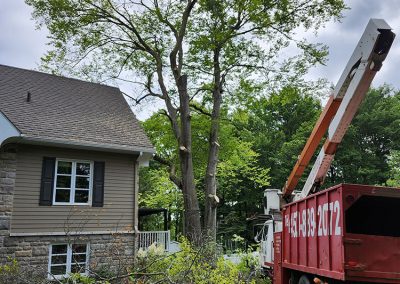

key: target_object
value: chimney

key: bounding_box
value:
[26,91,31,102]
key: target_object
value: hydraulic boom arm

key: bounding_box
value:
[282,19,395,200]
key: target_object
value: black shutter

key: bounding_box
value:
[92,161,105,207]
[39,157,56,206]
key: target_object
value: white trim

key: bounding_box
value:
[47,244,53,280]
[85,243,90,276]
[10,230,134,237]
[137,151,153,167]
[53,159,93,206]
[19,135,155,155]
[0,111,20,146]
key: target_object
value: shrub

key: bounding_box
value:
[0,257,49,284]
[0,240,266,284]
[130,238,264,283]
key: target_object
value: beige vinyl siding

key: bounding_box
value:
[11,144,137,234]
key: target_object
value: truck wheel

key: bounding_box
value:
[298,275,311,284]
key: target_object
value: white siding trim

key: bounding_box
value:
[10,230,134,237]
[0,111,20,146]
[137,151,153,167]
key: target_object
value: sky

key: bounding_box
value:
[1,0,400,119]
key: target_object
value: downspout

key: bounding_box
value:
[133,158,140,258]
[133,151,153,258]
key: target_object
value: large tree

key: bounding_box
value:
[140,109,270,238]
[27,0,346,241]
[245,86,321,189]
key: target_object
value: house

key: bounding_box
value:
[0,64,155,279]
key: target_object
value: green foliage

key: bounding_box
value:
[0,257,49,284]
[325,87,400,187]
[27,0,346,240]
[214,86,321,242]
[245,86,322,188]
[242,86,400,193]
[141,110,270,237]
[0,257,19,276]
[61,273,100,284]
[132,238,264,283]
[140,86,325,242]
[26,0,346,93]
[139,166,183,237]
[387,150,400,187]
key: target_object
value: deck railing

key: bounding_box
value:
[137,231,170,252]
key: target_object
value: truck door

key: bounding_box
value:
[260,220,274,268]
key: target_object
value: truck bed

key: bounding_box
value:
[280,183,400,283]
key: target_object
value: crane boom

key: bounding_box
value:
[282,19,395,199]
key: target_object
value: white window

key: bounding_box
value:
[53,160,93,205]
[48,243,89,279]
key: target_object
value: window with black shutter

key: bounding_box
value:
[40,158,104,206]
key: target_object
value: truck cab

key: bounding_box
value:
[258,189,283,273]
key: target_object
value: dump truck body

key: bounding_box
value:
[274,183,400,283]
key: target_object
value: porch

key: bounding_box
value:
[137,208,173,252]
[137,230,171,251]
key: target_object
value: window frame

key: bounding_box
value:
[53,159,93,206]
[48,243,90,280]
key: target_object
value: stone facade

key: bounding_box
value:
[0,145,136,278]
[1,233,135,276]
[0,144,17,248]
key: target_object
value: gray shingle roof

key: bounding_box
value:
[0,64,154,152]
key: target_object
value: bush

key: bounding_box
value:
[130,238,265,283]
[0,257,49,284]
[0,240,267,284]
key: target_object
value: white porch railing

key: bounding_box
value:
[137,231,171,252]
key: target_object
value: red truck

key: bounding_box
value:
[257,19,398,284]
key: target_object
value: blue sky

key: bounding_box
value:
[1,0,399,119]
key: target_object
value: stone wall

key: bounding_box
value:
[1,233,135,277]
[0,144,17,249]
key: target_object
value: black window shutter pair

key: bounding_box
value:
[39,157,105,207]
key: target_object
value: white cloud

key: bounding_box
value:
[303,0,400,89]
[0,0,48,69]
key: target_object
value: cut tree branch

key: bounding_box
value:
[153,154,182,189]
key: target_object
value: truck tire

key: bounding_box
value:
[298,275,311,284]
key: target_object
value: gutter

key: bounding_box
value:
[1,128,154,158]
[19,134,156,156]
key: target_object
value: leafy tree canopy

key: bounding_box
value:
[26,0,347,239]
[326,87,400,187]
[244,86,321,188]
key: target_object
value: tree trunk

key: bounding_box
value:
[177,75,202,243]
[204,48,222,242]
